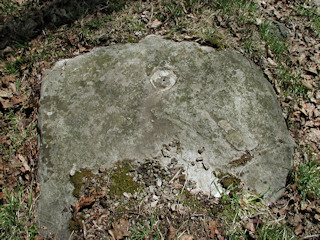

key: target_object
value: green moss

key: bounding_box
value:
[179,190,221,217]
[109,160,140,198]
[180,190,200,210]
[69,218,83,231]
[70,168,95,198]
[127,37,139,43]
[213,170,241,189]
[204,33,229,50]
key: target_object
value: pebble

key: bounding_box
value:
[198,146,205,154]
[202,162,209,170]
[157,178,162,187]
[171,158,178,165]
[161,149,171,158]
[150,201,158,208]
[123,192,132,199]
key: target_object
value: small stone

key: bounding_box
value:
[190,189,201,195]
[161,149,171,158]
[150,201,158,208]
[99,166,106,173]
[171,203,182,212]
[196,157,203,162]
[123,192,132,199]
[256,18,262,25]
[171,158,178,165]
[202,162,209,170]
[156,178,162,187]
[149,185,156,193]
[152,195,159,200]
[198,147,205,154]
[69,164,76,176]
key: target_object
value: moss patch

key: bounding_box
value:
[69,217,83,231]
[204,33,229,49]
[70,168,95,198]
[109,160,140,198]
[213,170,241,189]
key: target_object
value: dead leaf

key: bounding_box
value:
[267,57,277,66]
[34,235,45,240]
[300,201,308,211]
[0,192,6,204]
[306,128,320,144]
[244,221,255,232]
[207,220,218,238]
[301,80,314,90]
[0,97,14,109]
[305,65,318,76]
[315,206,320,214]
[12,94,28,104]
[72,195,95,219]
[298,53,307,64]
[178,234,194,240]
[151,19,162,29]
[109,219,130,240]
[314,109,320,118]
[166,226,178,240]
[9,82,16,94]
[0,46,14,58]
[79,195,95,208]
[293,213,303,226]
[263,69,274,81]
[305,103,316,119]
[18,154,30,172]
[294,224,304,235]
[0,89,13,98]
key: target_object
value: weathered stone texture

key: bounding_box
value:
[38,35,295,239]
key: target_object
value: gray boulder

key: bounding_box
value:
[38,35,295,239]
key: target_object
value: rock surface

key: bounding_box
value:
[38,35,295,239]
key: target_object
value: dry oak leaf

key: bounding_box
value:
[293,213,303,227]
[0,97,14,109]
[18,154,30,172]
[12,94,28,104]
[151,19,162,29]
[72,195,95,219]
[178,234,194,240]
[0,89,13,98]
[294,224,304,235]
[166,226,178,240]
[244,221,255,232]
[306,128,320,144]
[207,220,219,238]
[108,219,130,240]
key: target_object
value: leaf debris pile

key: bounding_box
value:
[69,159,231,240]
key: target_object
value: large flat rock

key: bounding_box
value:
[38,35,295,238]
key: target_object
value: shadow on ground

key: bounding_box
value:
[0,0,126,49]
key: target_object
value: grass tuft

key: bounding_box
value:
[0,185,38,240]
[296,159,320,200]
[131,215,162,240]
